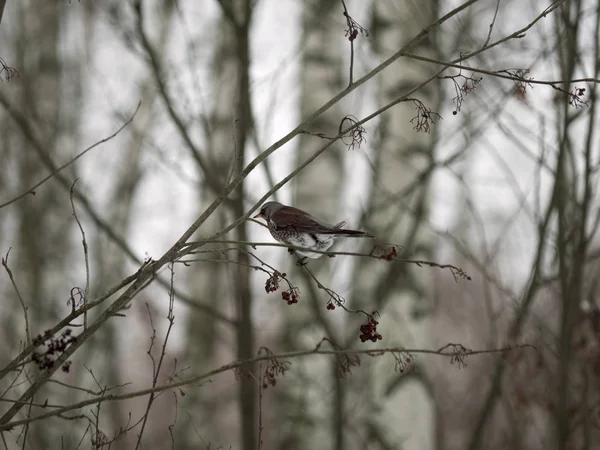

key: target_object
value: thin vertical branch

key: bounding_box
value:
[135,263,177,449]
[341,0,354,86]
[2,249,30,345]
[70,179,90,330]
[0,0,6,25]
[256,363,264,450]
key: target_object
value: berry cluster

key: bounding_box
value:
[258,347,291,389]
[62,360,72,373]
[262,367,278,389]
[359,315,382,343]
[379,245,398,261]
[343,11,368,42]
[265,271,285,293]
[281,289,299,305]
[31,328,76,372]
[326,302,336,310]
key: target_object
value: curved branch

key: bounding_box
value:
[0,342,535,432]
[0,101,141,210]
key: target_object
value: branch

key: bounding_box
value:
[0,342,535,431]
[184,240,471,280]
[70,180,90,330]
[135,264,176,449]
[406,52,600,87]
[0,101,141,210]
[1,249,30,345]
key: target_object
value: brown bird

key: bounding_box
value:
[253,201,373,259]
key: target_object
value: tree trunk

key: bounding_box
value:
[349,1,440,448]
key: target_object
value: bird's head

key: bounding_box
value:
[253,201,282,221]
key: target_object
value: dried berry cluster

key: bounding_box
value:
[339,115,367,151]
[262,366,278,389]
[512,68,532,100]
[282,289,299,305]
[379,245,398,261]
[410,101,440,133]
[568,86,589,108]
[259,348,291,389]
[343,11,368,42]
[264,270,285,293]
[338,353,361,378]
[359,315,383,343]
[326,302,336,310]
[394,352,414,374]
[448,343,469,368]
[447,73,482,115]
[0,57,20,82]
[31,328,76,372]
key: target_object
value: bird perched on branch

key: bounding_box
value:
[253,201,373,259]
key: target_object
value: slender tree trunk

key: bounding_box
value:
[182,8,240,447]
[348,1,440,448]
[2,0,80,446]
[275,2,347,449]
[183,1,255,448]
[232,4,256,449]
[554,2,583,448]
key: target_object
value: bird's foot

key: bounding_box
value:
[295,256,308,267]
[287,248,296,254]
[327,253,336,258]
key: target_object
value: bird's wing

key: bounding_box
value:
[273,206,335,233]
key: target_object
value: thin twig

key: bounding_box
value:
[70,179,90,330]
[1,249,30,344]
[0,102,141,210]
[483,0,501,47]
[135,263,176,449]
[185,240,471,279]
[257,362,264,450]
[19,396,34,450]
[341,0,354,86]
[408,52,600,86]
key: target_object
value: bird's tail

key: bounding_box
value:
[330,221,373,238]
[337,229,374,238]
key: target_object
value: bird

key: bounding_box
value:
[253,201,373,259]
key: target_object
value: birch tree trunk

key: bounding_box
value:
[273,2,347,449]
[183,1,255,448]
[0,1,82,446]
[348,1,440,448]
[182,9,239,446]
[89,38,168,450]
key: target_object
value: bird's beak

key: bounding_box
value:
[253,213,263,219]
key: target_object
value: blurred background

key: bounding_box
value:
[1,0,600,449]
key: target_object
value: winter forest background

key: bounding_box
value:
[1,0,600,449]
